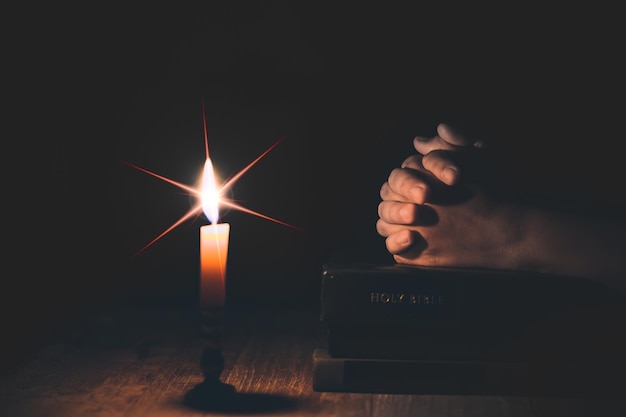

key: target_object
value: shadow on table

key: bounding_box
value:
[182,382,299,413]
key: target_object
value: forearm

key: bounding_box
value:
[517,204,626,293]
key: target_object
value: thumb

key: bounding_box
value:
[437,123,475,147]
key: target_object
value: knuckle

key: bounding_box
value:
[388,167,404,181]
[377,201,385,218]
[421,152,441,171]
[401,154,422,170]
[380,182,390,198]
[401,203,416,223]
[375,219,388,236]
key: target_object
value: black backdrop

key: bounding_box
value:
[6,3,625,360]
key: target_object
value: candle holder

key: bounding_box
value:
[184,306,236,410]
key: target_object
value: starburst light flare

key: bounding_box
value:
[122,101,303,256]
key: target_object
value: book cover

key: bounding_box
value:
[312,347,626,396]
[320,263,626,360]
[312,348,539,395]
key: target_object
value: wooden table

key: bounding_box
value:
[1,302,625,417]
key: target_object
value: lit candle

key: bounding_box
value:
[200,157,229,310]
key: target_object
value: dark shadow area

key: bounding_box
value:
[183,382,299,413]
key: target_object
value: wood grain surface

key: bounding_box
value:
[1,304,625,417]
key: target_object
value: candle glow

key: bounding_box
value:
[122,132,302,257]
[199,157,229,309]
[123,100,304,310]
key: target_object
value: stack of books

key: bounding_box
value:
[312,263,626,394]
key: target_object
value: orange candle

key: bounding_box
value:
[200,223,229,309]
[200,157,229,310]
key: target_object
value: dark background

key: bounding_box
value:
[6,3,625,361]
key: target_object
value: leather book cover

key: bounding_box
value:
[312,347,538,395]
[320,263,626,360]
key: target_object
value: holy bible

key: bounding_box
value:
[314,263,626,394]
[319,263,626,361]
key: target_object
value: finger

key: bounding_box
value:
[385,229,417,255]
[386,167,430,204]
[414,123,486,155]
[380,181,402,201]
[413,132,457,155]
[402,154,438,174]
[421,150,460,186]
[376,218,414,238]
[380,181,428,206]
[436,123,474,146]
[377,201,418,225]
[439,122,487,149]
[400,154,425,170]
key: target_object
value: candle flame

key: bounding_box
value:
[122,99,305,256]
[201,158,220,224]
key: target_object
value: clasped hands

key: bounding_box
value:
[376,123,519,270]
